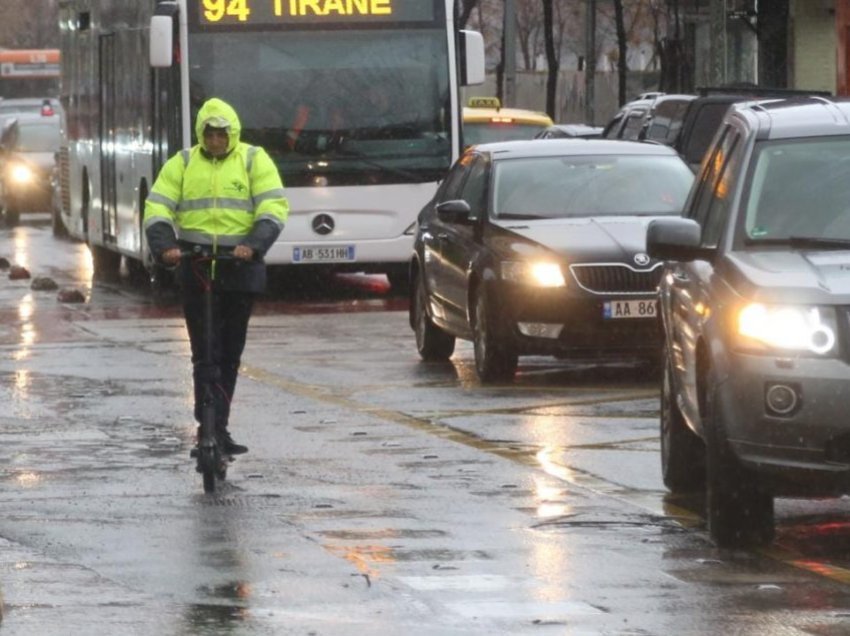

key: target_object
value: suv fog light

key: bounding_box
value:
[518,322,562,339]
[765,383,800,416]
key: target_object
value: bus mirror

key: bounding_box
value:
[150,15,174,68]
[460,30,485,86]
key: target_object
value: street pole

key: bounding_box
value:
[585,0,596,124]
[504,0,517,107]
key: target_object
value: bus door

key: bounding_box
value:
[98,33,118,244]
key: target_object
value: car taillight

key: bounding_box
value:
[42,105,54,116]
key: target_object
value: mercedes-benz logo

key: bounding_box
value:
[633,252,651,267]
[312,214,334,236]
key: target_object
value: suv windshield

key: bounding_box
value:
[492,155,694,219]
[744,138,850,243]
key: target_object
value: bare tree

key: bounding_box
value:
[458,0,481,29]
[542,0,559,117]
[613,0,628,105]
[0,0,59,49]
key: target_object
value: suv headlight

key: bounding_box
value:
[501,261,566,287]
[737,303,837,355]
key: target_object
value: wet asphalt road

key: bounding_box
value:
[3,217,850,635]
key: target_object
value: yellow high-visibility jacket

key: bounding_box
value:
[144,98,288,292]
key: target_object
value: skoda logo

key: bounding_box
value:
[312,214,335,236]
[633,252,651,267]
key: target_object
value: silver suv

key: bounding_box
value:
[647,96,850,548]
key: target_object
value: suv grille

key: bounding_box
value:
[570,263,662,295]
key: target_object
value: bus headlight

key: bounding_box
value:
[10,164,35,184]
[501,261,566,287]
[738,303,837,355]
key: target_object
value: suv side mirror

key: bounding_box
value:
[436,199,474,224]
[647,218,711,261]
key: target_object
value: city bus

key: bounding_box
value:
[0,49,60,99]
[56,0,485,288]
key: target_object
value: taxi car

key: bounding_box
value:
[0,110,62,226]
[410,139,694,382]
[648,96,850,548]
[462,97,553,147]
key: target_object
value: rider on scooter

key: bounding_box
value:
[144,97,289,455]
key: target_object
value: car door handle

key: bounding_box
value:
[437,233,449,240]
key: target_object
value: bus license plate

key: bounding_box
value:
[293,245,355,263]
[603,299,657,319]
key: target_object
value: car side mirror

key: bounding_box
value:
[436,199,474,224]
[647,218,712,261]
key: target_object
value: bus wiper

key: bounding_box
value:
[746,236,850,249]
[336,147,428,183]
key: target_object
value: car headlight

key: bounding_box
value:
[737,303,837,355]
[10,164,35,184]
[501,261,566,287]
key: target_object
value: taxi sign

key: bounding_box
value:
[468,96,501,109]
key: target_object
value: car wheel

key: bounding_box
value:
[660,346,705,493]
[473,286,517,383]
[413,272,455,361]
[704,371,774,548]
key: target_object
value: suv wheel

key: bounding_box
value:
[661,347,705,493]
[704,372,774,548]
[413,272,455,361]
[473,286,517,383]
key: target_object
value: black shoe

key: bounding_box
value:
[217,430,248,455]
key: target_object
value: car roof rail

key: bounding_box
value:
[697,85,832,98]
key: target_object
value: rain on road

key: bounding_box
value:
[3,216,850,635]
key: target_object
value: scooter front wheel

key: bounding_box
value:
[197,446,220,493]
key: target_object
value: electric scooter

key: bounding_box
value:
[182,247,234,493]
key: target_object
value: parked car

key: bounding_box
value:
[0,111,62,226]
[648,96,850,549]
[671,86,831,172]
[0,97,60,129]
[462,97,553,147]
[534,124,603,139]
[600,95,657,140]
[641,94,696,145]
[409,139,694,382]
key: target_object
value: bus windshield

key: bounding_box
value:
[188,29,452,186]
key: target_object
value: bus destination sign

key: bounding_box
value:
[196,0,435,27]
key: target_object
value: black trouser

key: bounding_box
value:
[183,289,255,431]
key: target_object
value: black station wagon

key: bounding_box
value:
[409,139,694,382]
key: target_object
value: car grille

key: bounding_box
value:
[570,263,662,295]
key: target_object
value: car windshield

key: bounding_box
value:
[744,138,850,243]
[464,122,548,146]
[492,154,694,219]
[14,121,60,152]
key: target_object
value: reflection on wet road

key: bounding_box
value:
[3,217,850,634]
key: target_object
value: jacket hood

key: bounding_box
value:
[195,98,241,151]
